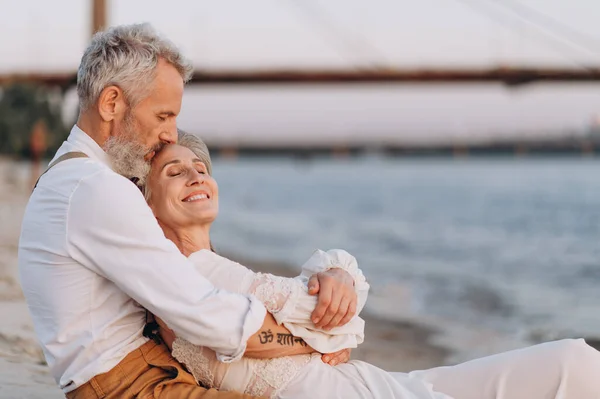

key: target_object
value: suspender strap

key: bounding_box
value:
[33,151,89,190]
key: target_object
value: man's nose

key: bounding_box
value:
[159,126,177,144]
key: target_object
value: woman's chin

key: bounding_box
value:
[192,213,217,226]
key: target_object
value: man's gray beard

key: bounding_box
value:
[103,134,151,186]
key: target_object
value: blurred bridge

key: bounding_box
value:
[2,66,600,93]
[3,0,600,90]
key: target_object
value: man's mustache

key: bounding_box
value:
[144,142,167,162]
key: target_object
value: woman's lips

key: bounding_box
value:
[182,192,210,202]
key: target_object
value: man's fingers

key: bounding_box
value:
[322,296,351,331]
[336,348,351,364]
[322,351,338,364]
[307,275,320,295]
[316,286,343,329]
[338,298,357,327]
[322,349,351,366]
[311,282,332,324]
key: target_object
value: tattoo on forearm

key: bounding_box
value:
[276,333,293,346]
[259,329,274,344]
[293,336,308,347]
[276,333,308,347]
[258,329,307,347]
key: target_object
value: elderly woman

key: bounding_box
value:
[142,131,600,399]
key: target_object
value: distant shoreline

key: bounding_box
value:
[5,134,600,163]
[190,136,600,159]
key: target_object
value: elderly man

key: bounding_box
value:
[18,23,356,399]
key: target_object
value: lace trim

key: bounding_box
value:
[274,279,302,324]
[247,376,271,398]
[252,273,294,314]
[172,338,215,388]
[246,355,312,398]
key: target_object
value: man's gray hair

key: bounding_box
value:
[77,23,193,111]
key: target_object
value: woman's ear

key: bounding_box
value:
[97,85,128,122]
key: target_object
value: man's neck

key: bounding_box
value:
[77,111,111,149]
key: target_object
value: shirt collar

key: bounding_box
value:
[66,125,111,168]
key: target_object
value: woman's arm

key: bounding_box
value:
[187,249,369,324]
[157,313,316,358]
[244,313,316,359]
[187,249,369,354]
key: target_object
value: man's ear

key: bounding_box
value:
[97,85,128,122]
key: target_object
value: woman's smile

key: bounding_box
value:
[182,191,211,202]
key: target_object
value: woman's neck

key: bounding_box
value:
[158,222,212,257]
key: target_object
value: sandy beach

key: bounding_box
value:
[0,158,448,398]
[0,158,62,398]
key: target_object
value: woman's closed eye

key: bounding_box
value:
[167,167,184,177]
[166,165,205,177]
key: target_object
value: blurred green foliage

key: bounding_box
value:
[0,84,69,157]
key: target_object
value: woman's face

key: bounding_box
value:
[147,144,218,229]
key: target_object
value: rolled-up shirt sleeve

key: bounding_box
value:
[66,169,266,362]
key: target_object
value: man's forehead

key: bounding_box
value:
[145,62,184,105]
[154,60,185,89]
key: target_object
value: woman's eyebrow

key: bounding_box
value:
[160,159,181,171]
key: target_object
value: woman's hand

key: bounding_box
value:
[308,268,357,330]
[322,348,352,366]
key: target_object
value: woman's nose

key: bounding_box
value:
[186,170,203,186]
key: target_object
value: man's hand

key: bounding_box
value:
[308,268,357,330]
[322,348,352,366]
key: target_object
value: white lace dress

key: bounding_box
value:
[173,249,452,399]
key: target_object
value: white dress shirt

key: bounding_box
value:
[18,125,266,393]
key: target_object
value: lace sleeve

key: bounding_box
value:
[247,273,303,321]
[187,250,305,325]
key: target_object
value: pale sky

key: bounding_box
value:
[3,0,600,142]
[2,0,600,71]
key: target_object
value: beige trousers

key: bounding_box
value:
[65,340,263,399]
[409,339,600,399]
